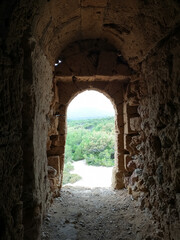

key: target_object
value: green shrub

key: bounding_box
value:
[65,117,115,167]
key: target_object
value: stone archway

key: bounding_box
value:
[46,39,136,194]
[0,1,179,239]
[50,81,125,189]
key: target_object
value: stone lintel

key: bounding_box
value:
[55,75,131,82]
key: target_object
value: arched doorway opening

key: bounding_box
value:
[45,38,134,197]
[63,90,115,188]
[47,78,126,192]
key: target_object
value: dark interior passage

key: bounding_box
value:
[0,0,179,239]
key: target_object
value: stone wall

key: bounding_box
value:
[139,30,180,239]
[0,1,53,239]
[123,76,145,199]
[0,2,33,239]
[121,30,180,239]
[0,40,24,240]
[0,0,179,239]
[22,41,53,240]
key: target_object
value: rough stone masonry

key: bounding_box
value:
[0,0,179,239]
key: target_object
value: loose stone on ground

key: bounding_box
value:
[41,186,160,240]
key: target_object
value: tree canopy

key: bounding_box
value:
[65,117,115,167]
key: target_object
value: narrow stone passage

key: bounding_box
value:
[41,187,160,240]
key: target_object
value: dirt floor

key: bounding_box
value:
[41,186,161,240]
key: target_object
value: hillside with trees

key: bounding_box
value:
[63,117,115,184]
[65,117,115,166]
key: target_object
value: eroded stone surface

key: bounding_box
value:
[0,0,179,239]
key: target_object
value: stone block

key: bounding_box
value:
[57,120,66,134]
[111,167,125,189]
[48,166,57,178]
[48,116,59,134]
[116,134,124,151]
[131,135,142,146]
[127,160,136,172]
[128,96,139,106]
[127,105,138,115]
[126,81,139,98]
[124,134,132,151]
[125,116,140,134]
[48,156,60,176]
[54,135,66,147]
[116,110,124,128]
[59,156,64,171]
[129,117,141,131]
[124,155,132,171]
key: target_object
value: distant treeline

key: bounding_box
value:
[65,117,115,167]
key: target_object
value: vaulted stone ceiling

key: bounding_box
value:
[33,0,180,69]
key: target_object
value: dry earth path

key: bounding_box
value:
[65,160,113,188]
[41,186,160,240]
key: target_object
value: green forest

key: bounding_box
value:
[63,117,115,184]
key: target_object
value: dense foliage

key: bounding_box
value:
[65,117,115,167]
